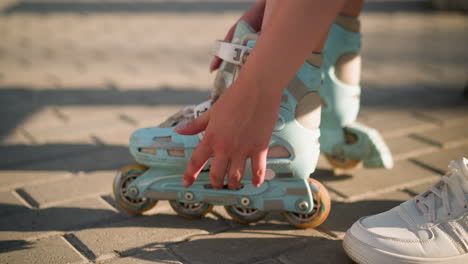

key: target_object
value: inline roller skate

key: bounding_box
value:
[113,21,331,229]
[319,15,393,170]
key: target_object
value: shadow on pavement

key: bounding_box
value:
[3,0,252,14]
[3,0,433,15]
[0,240,32,254]
[134,236,351,264]
[0,86,209,142]
[0,197,405,256]
[0,144,132,171]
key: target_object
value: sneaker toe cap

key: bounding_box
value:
[347,207,429,257]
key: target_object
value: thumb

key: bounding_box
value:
[174,111,210,135]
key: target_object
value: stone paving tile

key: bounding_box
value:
[1,144,132,172]
[5,107,135,145]
[101,248,183,264]
[170,224,329,264]
[416,107,468,126]
[0,1,467,264]
[314,160,439,201]
[253,258,285,264]
[71,212,228,261]
[413,121,468,148]
[0,197,122,241]
[20,171,114,208]
[0,170,72,192]
[277,238,351,264]
[0,190,28,216]
[0,14,232,89]
[0,236,85,264]
[385,135,438,161]
[412,145,468,174]
[357,110,437,139]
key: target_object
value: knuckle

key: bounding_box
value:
[202,133,215,144]
[254,167,265,178]
[188,157,201,169]
[228,171,241,182]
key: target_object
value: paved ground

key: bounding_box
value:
[0,0,467,263]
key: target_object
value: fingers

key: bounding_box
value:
[209,57,222,73]
[174,111,210,135]
[184,145,267,189]
[209,155,229,190]
[228,157,246,190]
[224,23,236,42]
[183,142,212,188]
[250,149,268,187]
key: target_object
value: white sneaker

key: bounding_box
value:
[343,157,468,264]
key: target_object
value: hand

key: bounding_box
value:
[175,83,281,190]
[209,0,266,72]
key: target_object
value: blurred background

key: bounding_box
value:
[0,0,467,172]
[0,1,467,263]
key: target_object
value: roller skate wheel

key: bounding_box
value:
[169,200,213,220]
[283,178,331,229]
[113,163,157,215]
[224,205,268,225]
[324,153,361,170]
[323,129,362,170]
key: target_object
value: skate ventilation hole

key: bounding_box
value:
[153,136,186,157]
[267,145,291,158]
[167,148,185,157]
[154,136,171,142]
[138,148,157,154]
[203,184,245,190]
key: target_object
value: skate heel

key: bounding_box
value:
[319,17,393,170]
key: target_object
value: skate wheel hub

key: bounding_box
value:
[297,200,309,211]
[240,197,250,206]
[128,187,139,198]
[184,191,194,201]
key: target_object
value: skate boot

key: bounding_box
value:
[319,15,393,169]
[113,21,331,229]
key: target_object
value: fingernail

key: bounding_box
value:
[209,61,215,72]
[183,178,190,188]
[174,121,187,133]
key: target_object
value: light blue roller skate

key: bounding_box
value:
[113,21,331,229]
[319,16,393,170]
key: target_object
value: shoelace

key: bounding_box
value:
[415,159,468,222]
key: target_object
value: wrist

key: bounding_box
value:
[231,72,283,111]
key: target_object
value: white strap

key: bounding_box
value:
[193,100,211,119]
[213,40,252,65]
[194,100,211,140]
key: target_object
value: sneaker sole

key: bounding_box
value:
[343,230,468,264]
